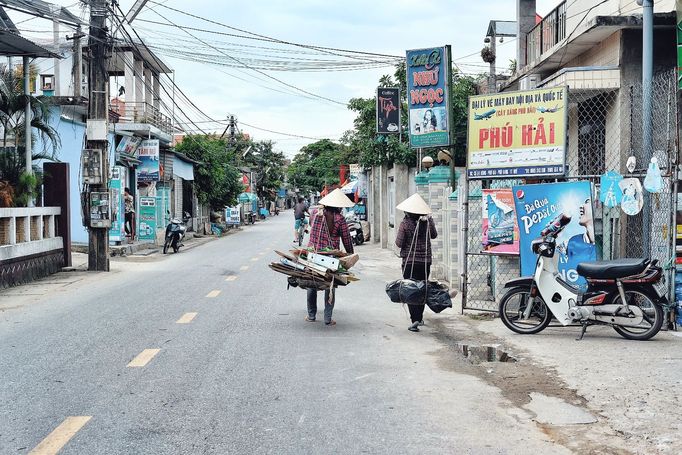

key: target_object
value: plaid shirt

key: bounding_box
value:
[308,211,354,253]
[395,216,437,264]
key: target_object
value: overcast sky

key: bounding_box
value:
[12,0,556,158]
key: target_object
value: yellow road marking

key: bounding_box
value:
[240,265,249,271]
[176,312,197,324]
[250,257,259,262]
[29,416,91,455]
[206,290,221,298]
[127,349,160,368]
[225,275,237,282]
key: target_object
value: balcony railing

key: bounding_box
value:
[110,101,172,136]
[526,1,567,66]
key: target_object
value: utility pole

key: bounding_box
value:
[642,0,653,254]
[487,30,496,94]
[66,26,85,98]
[86,0,110,271]
[228,115,236,143]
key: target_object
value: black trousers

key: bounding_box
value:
[402,261,431,323]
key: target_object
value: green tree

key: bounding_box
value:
[0,64,60,206]
[240,139,287,201]
[175,135,242,210]
[287,139,357,194]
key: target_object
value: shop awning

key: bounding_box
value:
[173,155,194,181]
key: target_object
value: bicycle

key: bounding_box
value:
[296,215,309,246]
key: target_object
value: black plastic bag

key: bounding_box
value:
[425,282,452,313]
[385,279,426,304]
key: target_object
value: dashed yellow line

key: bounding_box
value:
[29,416,92,455]
[127,349,160,368]
[240,265,249,271]
[225,275,237,282]
[176,312,197,324]
[206,290,221,298]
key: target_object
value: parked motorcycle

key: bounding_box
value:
[345,212,364,246]
[163,214,187,254]
[499,213,666,340]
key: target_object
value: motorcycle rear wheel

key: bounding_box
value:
[499,287,551,334]
[355,233,364,245]
[611,289,663,341]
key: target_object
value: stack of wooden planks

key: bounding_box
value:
[269,249,359,290]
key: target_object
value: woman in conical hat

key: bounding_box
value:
[304,188,355,326]
[395,193,437,332]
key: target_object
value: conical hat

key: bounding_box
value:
[396,193,431,215]
[318,188,355,208]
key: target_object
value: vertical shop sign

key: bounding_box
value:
[109,166,125,242]
[406,46,452,148]
[138,196,157,241]
[376,87,401,134]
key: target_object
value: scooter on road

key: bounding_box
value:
[163,213,188,254]
[499,214,666,340]
[345,212,364,246]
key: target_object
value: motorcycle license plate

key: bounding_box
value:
[350,231,357,237]
[653,280,667,298]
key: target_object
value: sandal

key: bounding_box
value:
[325,320,336,326]
[305,316,316,322]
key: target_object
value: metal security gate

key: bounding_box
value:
[463,69,678,312]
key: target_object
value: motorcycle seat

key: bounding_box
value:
[577,258,648,279]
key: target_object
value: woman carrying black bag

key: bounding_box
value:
[395,193,438,332]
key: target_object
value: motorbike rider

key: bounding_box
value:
[293,197,310,243]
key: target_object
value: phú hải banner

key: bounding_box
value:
[406,46,451,148]
[481,188,519,255]
[512,181,596,290]
[467,87,567,179]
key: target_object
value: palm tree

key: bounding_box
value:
[0,64,61,206]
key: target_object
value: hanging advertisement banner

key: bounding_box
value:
[116,135,141,154]
[138,196,157,241]
[481,188,519,255]
[137,139,160,182]
[512,181,596,290]
[406,46,452,148]
[376,87,401,134]
[467,86,567,179]
[109,166,125,242]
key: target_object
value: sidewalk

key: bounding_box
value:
[362,241,680,454]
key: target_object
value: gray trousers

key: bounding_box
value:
[307,288,335,323]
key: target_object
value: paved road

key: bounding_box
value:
[0,213,568,454]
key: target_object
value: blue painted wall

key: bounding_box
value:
[37,106,115,244]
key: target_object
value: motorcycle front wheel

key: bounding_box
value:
[172,238,179,253]
[499,287,551,334]
[611,289,663,341]
[163,238,170,254]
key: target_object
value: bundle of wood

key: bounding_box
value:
[269,249,359,290]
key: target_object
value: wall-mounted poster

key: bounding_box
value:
[482,188,519,255]
[467,87,567,179]
[406,46,452,148]
[513,181,596,290]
